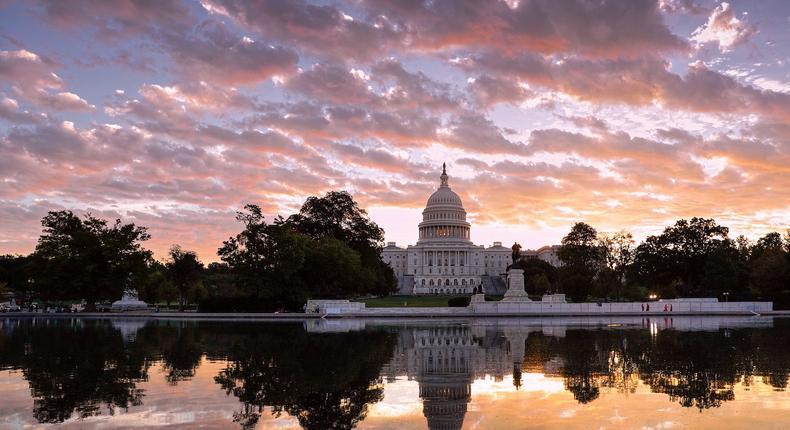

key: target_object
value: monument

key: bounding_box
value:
[111,289,149,311]
[502,269,532,302]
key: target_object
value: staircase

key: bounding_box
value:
[481,275,507,295]
[398,275,414,295]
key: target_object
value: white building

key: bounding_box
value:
[382,164,512,295]
[521,245,563,267]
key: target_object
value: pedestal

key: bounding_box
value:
[503,269,532,302]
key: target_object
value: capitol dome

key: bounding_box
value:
[417,163,471,243]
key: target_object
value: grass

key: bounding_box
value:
[359,294,504,308]
[359,295,467,308]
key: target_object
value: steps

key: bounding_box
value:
[481,275,507,295]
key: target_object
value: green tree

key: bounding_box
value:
[631,218,730,297]
[219,205,311,308]
[526,272,550,296]
[557,222,602,273]
[597,231,634,300]
[557,223,602,301]
[0,281,8,301]
[749,238,789,302]
[701,240,749,299]
[302,237,363,299]
[28,211,152,310]
[286,191,396,296]
[0,254,31,295]
[166,246,204,311]
[510,258,558,292]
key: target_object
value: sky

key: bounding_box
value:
[1,0,790,262]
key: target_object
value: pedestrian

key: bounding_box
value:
[641,303,645,312]
[646,303,650,312]
[663,304,668,312]
[670,304,673,312]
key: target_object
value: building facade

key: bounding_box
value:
[521,245,563,267]
[382,164,512,295]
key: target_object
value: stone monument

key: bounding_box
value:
[503,269,532,302]
[111,289,149,311]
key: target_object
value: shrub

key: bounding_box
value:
[447,296,471,307]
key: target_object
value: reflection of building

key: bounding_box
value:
[382,325,518,430]
[521,245,562,267]
[382,164,512,295]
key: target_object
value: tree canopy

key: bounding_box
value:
[28,211,152,308]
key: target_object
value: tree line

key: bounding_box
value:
[511,218,790,306]
[0,191,396,312]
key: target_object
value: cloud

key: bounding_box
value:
[468,75,534,108]
[0,49,94,111]
[286,63,375,104]
[691,2,757,52]
[659,0,708,15]
[0,97,47,124]
[160,21,299,85]
[201,0,400,61]
[460,53,790,124]
[35,0,193,36]
[361,0,688,58]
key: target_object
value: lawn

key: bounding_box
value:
[359,295,467,308]
[359,295,504,307]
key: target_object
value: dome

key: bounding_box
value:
[427,187,463,208]
[425,163,464,208]
[417,163,471,243]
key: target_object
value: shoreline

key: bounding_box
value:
[3,309,790,320]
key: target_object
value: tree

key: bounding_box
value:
[526,273,550,296]
[557,222,602,273]
[286,191,396,296]
[597,231,634,300]
[749,235,789,302]
[219,205,308,301]
[701,240,749,299]
[630,218,730,297]
[166,246,204,311]
[0,281,8,301]
[28,211,152,310]
[511,258,557,294]
[0,255,31,295]
[557,223,602,301]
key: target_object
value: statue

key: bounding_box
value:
[111,288,149,311]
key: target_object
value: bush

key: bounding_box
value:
[447,296,471,307]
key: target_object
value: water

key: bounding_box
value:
[1,316,789,429]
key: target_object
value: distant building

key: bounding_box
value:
[520,245,563,267]
[382,164,512,295]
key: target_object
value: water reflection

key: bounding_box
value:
[0,316,789,429]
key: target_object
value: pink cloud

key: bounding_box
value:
[161,21,299,85]
[691,2,757,52]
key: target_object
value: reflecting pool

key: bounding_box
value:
[1,316,790,429]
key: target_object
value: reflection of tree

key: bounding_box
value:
[522,326,790,410]
[0,320,149,423]
[134,320,205,385]
[637,331,738,410]
[214,324,396,430]
[558,331,605,404]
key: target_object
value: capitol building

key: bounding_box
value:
[382,164,512,295]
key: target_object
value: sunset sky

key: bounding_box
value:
[1,0,790,261]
